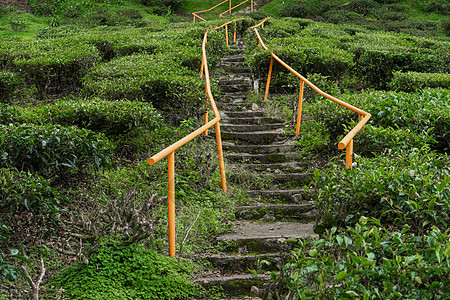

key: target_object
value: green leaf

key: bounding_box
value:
[336,271,349,283]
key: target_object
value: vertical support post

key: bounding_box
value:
[215,122,227,192]
[264,57,274,101]
[225,24,229,46]
[234,21,237,43]
[345,139,353,169]
[296,80,304,137]
[229,0,231,14]
[251,0,253,11]
[204,110,209,136]
[168,151,176,256]
[193,14,195,23]
[200,55,204,78]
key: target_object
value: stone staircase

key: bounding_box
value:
[194,40,319,299]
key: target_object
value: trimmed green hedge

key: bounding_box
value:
[0,168,65,228]
[390,71,450,92]
[28,98,164,136]
[314,148,450,234]
[0,71,26,103]
[0,124,114,178]
[0,38,101,99]
[82,53,206,120]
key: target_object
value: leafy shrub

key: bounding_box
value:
[29,98,164,136]
[352,123,435,156]
[0,168,65,227]
[275,219,450,299]
[0,124,114,178]
[49,244,201,299]
[0,71,26,103]
[281,1,309,18]
[0,38,101,99]
[82,53,206,121]
[422,0,450,14]
[344,88,450,152]
[442,19,450,36]
[390,71,450,92]
[0,104,24,125]
[323,9,365,24]
[314,148,450,234]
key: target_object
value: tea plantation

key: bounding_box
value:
[0,0,449,299]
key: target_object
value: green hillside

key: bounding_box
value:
[0,0,448,299]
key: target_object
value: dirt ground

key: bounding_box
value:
[1,0,33,13]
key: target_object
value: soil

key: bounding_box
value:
[1,0,33,13]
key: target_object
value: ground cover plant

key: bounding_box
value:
[0,0,449,299]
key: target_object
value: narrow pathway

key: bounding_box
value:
[194,39,319,299]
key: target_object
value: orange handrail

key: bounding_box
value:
[251,19,371,169]
[193,0,253,22]
[193,0,229,22]
[147,27,230,257]
[219,0,253,17]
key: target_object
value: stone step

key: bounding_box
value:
[221,110,266,118]
[247,189,312,203]
[218,74,251,82]
[221,123,286,132]
[220,84,252,93]
[222,130,285,144]
[221,54,245,62]
[195,273,269,298]
[230,161,312,173]
[217,102,249,111]
[221,116,284,125]
[216,221,317,254]
[235,204,317,222]
[223,143,296,154]
[224,152,300,163]
[218,78,252,85]
[194,253,283,274]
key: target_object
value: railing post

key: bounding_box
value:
[251,0,253,11]
[229,0,231,14]
[296,80,304,137]
[234,21,237,43]
[264,57,274,101]
[225,24,229,46]
[215,122,227,192]
[345,139,353,169]
[168,151,176,256]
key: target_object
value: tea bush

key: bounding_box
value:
[28,98,164,136]
[82,53,206,121]
[275,219,449,299]
[0,71,26,103]
[314,148,450,234]
[344,88,450,152]
[0,168,65,229]
[0,38,101,99]
[0,104,24,125]
[0,124,114,178]
[48,244,201,299]
[389,71,450,92]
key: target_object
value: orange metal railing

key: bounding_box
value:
[147,27,230,257]
[251,18,371,169]
[193,0,253,22]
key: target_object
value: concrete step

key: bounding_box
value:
[194,253,283,274]
[229,161,312,173]
[223,143,296,154]
[224,152,300,163]
[219,78,252,85]
[247,189,312,203]
[222,130,285,144]
[221,123,286,132]
[222,110,266,119]
[221,116,284,125]
[235,203,317,222]
[221,54,245,62]
[220,84,252,93]
[216,221,317,254]
[195,273,269,298]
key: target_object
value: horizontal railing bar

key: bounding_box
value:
[338,114,371,149]
[193,13,207,21]
[219,0,249,17]
[148,118,220,165]
[193,0,229,15]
